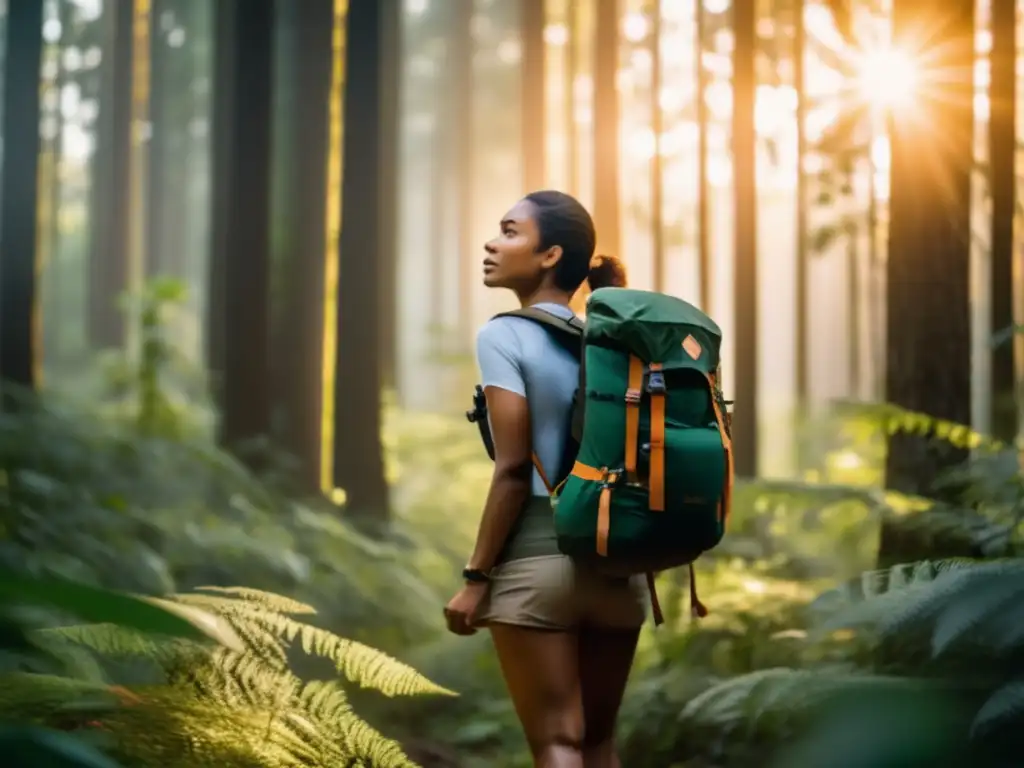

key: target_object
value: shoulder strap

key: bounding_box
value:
[493,307,584,356]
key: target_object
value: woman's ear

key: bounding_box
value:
[539,244,563,270]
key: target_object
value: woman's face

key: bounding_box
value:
[482,199,561,290]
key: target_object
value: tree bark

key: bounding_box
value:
[206,0,275,456]
[879,0,974,566]
[271,0,333,494]
[988,0,1016,442]
[592,0,620,259]
[88,0,133,351]
[335,0,390,520]
[0,0,44,389]
[731,0,758,477]
[521,0,545,193]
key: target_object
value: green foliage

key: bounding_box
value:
[0,582,451,767]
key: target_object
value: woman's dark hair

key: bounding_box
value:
[524,190,627,291]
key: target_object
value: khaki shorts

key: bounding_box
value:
[477,555,648,631]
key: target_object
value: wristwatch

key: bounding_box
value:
[462,567,491,584]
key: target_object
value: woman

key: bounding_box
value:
[444,190,644,768]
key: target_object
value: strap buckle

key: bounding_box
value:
[647,370,666,395]
[600,469,622,490]
[624,388,642,404]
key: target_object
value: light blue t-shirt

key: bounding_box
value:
[475,302,579,496]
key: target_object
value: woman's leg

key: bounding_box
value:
[490,623,584,768]
[577,625,641,768]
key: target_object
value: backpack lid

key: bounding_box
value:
[585,287,722,366]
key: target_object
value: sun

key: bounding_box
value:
[856,47,918,109]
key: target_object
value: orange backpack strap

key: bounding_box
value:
[624,355,643,480]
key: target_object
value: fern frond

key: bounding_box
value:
[284,620,452,698]
[0,672,116,720]
[187,648,299,711]
[169,596,289,666]
[98,688,305,767]
[680,668,916,735]
[878,561,1024,643]
[298,680,418,767]
[972,679,1024,738]
[930,570,1024,656]
[195,586,317,615]
[39,623,202,672]
[811,559,981,636]
[170,593,454,697]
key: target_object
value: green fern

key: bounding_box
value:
[169,591,454,697]
[14,587,454,767]
[972,679,1024,738]
[195,586,318,615]
[810,558,981,637]
[680,668,911,735]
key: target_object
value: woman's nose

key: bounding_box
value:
[484,240,498,254]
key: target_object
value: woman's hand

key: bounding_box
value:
[444,582,489,636]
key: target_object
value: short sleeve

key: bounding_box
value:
[476,319,526,397]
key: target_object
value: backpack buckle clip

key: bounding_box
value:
[647,371,666,395]
[599,468,623,489]
[624,388,642,405]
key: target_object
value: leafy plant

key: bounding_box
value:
[1,584,453,767]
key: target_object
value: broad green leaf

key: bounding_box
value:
[0,569,243,652]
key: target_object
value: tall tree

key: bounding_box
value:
[88,0,133,350]
[988,0,1016,441]
[794,0,808,406]
[270,0,334,493]
[732,0,758,477]
[450,0,475,339]
[378,0,400,390]
[335,0,390,519]
[696,0,710,311]
[880,0,974,563]
[650,0,664,293]
[0,0,44,388]
[206,0,275,454]
[521,0,546,193]
[593,0,620,258]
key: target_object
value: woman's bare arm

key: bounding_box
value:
[466,386,534,572]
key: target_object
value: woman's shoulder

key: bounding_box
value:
[476,314,525,360]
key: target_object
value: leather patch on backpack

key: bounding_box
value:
[682,334,702,361]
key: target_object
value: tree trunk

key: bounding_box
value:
[335,0,390,520]
[696,0,710,311]
[88,0,133,351]
[793,0,808,465]
[989,0,1016,442]
[378,0,400,391]
[451,0,474,340]
[521,0,545,193]
[592,0,620,259]
[271,0,333,494]
[0,0,44,389]
[206,0,275,456]
[879,0,974,566]
[731,0,758,477]
[145,0,167,278]
[650,0,664,293]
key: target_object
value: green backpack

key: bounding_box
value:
[467,287,733,623]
